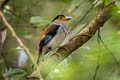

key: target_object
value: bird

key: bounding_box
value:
[37,15,72,63]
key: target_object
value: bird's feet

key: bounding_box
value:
[51,50,62,59]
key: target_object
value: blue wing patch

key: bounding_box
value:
[40,24,60,47]
[44,35,52,44]
[40,35,53,47]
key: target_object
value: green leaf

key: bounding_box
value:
[30,16,47,23]
[30,16,49,28]
[3,69,27,80]
[116,0,120,9]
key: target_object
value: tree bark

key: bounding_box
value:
[58,5,112,58]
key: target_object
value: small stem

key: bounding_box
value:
[0,11,44,80]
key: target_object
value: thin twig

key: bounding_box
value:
[97,0,105,44]
[97,0,120,66]
[93,41,101,80]
[24,0,41,12]
[69,0,99,32]
[5,8,37,29]
[67,0,99,40]
[93,53,100,80]
[97,28,120,68]
[102,0,105,8]
[97,36,120,67]
[0,0,37,29]
[0,11,44,80]
[67,0,82,13]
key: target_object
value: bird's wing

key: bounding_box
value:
[37,23,60,63]
[39,23,60,47]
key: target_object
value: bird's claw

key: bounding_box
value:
[51,50,62,59]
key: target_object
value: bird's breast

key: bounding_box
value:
[43,24,67,52]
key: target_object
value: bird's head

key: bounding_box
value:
[52,15,72,22]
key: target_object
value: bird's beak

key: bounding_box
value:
[66,16,72,20]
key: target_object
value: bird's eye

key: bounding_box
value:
[59,16,62,19]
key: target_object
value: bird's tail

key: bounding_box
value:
[37,46,42,64]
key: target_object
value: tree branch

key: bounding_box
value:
[58,2,114,58]
[69,0,99,32]
[40,1,115,78]
[4,8,37,29]
[0,11,44,80]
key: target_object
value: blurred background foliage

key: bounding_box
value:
[0,0,120,80]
